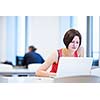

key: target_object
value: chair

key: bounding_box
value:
[0,64,13,71]
[0,64,13,77]
[28,63,52,71]
[28,63,42,72]
[92,59,99,66]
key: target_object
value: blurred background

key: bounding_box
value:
[0,16,99,66]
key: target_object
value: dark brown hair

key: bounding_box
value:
[63,29,82,48]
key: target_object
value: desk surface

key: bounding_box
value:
[0,75,100,83]
[0,76,54,83]
[0,66,99,76]
[54,75,100,83]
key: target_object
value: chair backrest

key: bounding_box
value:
[28,64,42,72]
[0,64,13,71]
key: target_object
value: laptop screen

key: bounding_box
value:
[56,57,93,78]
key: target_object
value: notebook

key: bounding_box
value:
[56,57,93,78]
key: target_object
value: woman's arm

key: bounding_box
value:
[36,51,58,77]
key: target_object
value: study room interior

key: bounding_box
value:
[0,16,100,83]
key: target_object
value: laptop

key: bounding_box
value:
[56,57,93,78]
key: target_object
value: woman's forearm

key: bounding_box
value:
[36,70,56,77]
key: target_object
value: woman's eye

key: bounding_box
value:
[76,41,79,44]
[71,41,74,43]
[71,41,79,44]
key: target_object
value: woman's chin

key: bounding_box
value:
[71,49,77,52]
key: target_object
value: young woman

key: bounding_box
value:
[36,29,84,77]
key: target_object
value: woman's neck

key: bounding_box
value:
[63,48,75,57]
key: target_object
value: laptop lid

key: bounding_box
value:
[56,57,93,78]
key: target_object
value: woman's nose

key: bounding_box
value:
[73,43,77,47]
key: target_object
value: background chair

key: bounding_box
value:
[0,64,13,71]
[28,63,42,72]
[0,64,13,77]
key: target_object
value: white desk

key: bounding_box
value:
[0,76,54,83]
[54,75,100,83]
[0,68,35,76]
[0,65,98,76]
[0,66,100,83]
[91,67,100,76]
[0,75,100,83]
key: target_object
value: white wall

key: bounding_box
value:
[26,16,77,59]
[27,16,60,59]
[0,17,7,61]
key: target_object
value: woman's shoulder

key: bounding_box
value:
[50,48,64,60]
[58,48,65,52]
[50,48,64,57]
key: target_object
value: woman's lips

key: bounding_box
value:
[72,47,76,49]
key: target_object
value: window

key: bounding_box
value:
[16,16,26,56]
[93,16,99,59]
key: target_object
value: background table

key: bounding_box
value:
[0,69,35,76]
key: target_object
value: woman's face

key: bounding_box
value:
[68,36,80,52]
